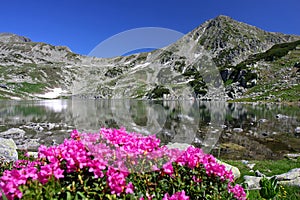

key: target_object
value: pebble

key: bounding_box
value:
[261,132,268,137]
[221,125,227,129]
[284,153,300,159]
[276,114,289,119]
[47,123,55,130]
[45,131,53,135]
[36,126,44,131]
[258,118,267,123]
[255,170,265,177]
[266,138,274,142]
[241,160,249,164]
[246,163,256,169]
[233,128,243,133]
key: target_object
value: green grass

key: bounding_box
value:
[0,82,47,99]
[147,85,170,99]
[233,84,300,102]
[8,82,46,94]
[282,186,300,199]
[0,90,14,99]
[245,186,300,200]
[235,40,300,67]
[224,158,300,182]
[223,158,300,199]
[133,84,148,98]
[255,40,300,61]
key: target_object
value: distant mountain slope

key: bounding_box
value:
[0,33,31,43]
[0,15,299,101]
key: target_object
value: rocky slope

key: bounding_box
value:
[224,40,300,101]
[0,15,299,100]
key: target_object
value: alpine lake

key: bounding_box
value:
[0,99,299,160]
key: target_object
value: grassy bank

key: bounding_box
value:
[223,158,300,199]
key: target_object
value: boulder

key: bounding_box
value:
[17,139,40,150]
[216,159,241,180]
[166,142,191,151]
[244,176,262,190]
[278,177,300,187]
[0,128,25,139]
[275,168,300,187]
[0,137,18,162]
[244,168,300,189]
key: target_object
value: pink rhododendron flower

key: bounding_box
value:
[162,162,174,175]
[0,169,25,199]
[228,183,247,200]
[163,190,190,200]
[106,167,129,196]
[70,129,80,140]
[125,182,134,194]
[38,162,64,184]
[88,159,107,178]
[176,146,204,168]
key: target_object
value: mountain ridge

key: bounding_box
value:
[0,15,299,101]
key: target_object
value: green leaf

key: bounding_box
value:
[67,191,72,200]
[76,191,87,199]
[1,190,8,200]
[259,177,279,199]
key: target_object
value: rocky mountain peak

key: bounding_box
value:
[208,15,234,24]
[187,15,300,66]
[0,33,32,43]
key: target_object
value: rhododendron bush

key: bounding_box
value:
[0,128,246,200]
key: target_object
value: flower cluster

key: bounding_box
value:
[0,128,246,200]
[163,190,190,200]
[228,183,248,200]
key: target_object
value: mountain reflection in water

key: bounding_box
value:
[0,99,299,160]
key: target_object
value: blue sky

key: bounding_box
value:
[1,0,299,55]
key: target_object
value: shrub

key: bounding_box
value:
[0,128,246,200]
[147,85,170,99]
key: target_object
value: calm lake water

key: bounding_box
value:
[0,99,299,160]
